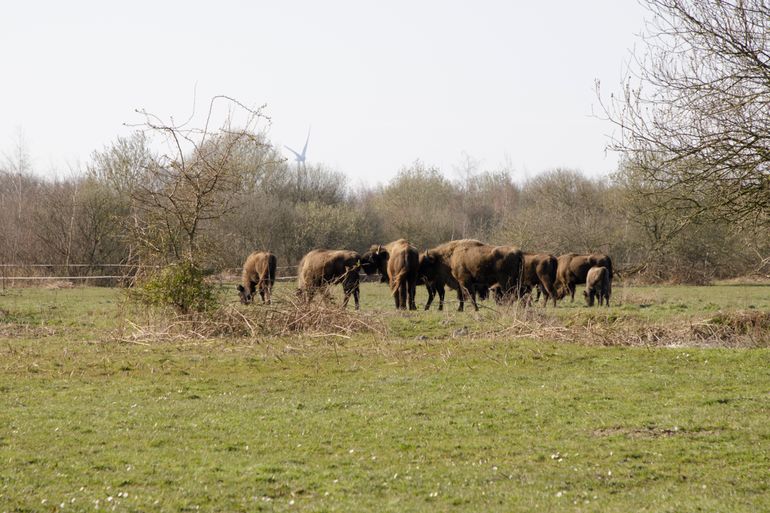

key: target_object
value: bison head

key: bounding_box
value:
[237,284,253,305]
[361,245,388,278]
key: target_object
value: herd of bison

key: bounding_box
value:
[236,239,613,311]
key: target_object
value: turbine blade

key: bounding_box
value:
[301,127,310,158]
[284,145,302,160]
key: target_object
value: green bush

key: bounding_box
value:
[131,261,217,314]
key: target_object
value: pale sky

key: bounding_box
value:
[1,0,646,184]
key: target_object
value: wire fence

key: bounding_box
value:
[0,261,652,289]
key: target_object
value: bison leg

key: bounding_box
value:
[456,288,464,312]
[460,282,478,312]
[424,283,435,310]
[437,284,445,311]
[342,277,360,310]
[399,284,408,310]
[341,282,352,309]
[353,284,360,310]
[408,279,417,311]
[342,288,351,308]
[258,280,266,304]
[539,279,557,308]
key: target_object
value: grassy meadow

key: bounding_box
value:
[1,282,769,512]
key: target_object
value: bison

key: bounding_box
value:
[420,240,523,311]
[522,252,558,307]
[362,239,419,310]
[555,253,613,302]
[297,249,363,309]
[418,239,483,311]
[584,266,610,306]
[237,251,277,305]
[451,244,524,310]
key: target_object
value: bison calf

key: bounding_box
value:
[584,266,610,307]
[237,251,277,304]
[556,252,613,302]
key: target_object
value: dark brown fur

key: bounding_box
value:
[417,240,523,312]
[362,239,419,310]
[418,239,483,311]
[450,244,523,311]
[584,266,610,306]
[237,251,277,304]
[556,253,613,302]
[297,249,363,309]
[522,253,558,307]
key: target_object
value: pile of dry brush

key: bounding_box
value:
[115,291,386,344]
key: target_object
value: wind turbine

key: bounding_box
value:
[284,127,310,202]
[284,127,311,165]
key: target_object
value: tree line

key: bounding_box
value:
[1,129,766,285]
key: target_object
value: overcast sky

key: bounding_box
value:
[2,0,646,184]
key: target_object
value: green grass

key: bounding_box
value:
[1,283,769,512]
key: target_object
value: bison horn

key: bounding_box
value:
[377,245,382,254]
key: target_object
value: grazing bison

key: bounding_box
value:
[362,239,419,310]
[237,251,277,304]
[556,253,613,302]
[522,252,558,307]
[451,244,524,311]
[418,239,484,311]
[584,266,611,306]
[419,240,523,311]
[297,249,363,309]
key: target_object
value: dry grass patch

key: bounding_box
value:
[469,306,770,348]
[115,290,386,344]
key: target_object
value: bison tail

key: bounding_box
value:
[389,269,408,295]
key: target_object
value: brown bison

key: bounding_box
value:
[417,252,450,311]
[420,240,523,311]
[584,266,610,306]
[522,252,558,307]
[418,239,483,311]
[451,244,524,310]
[297,249,363,309]
[237,251,277,304]
[362,239,419,310]
[556,253,613,302]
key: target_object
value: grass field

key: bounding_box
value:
[1,282,769,512]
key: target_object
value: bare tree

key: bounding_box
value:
[599,0,769,227]
[122,96,273,266]
[1,130,36,264]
